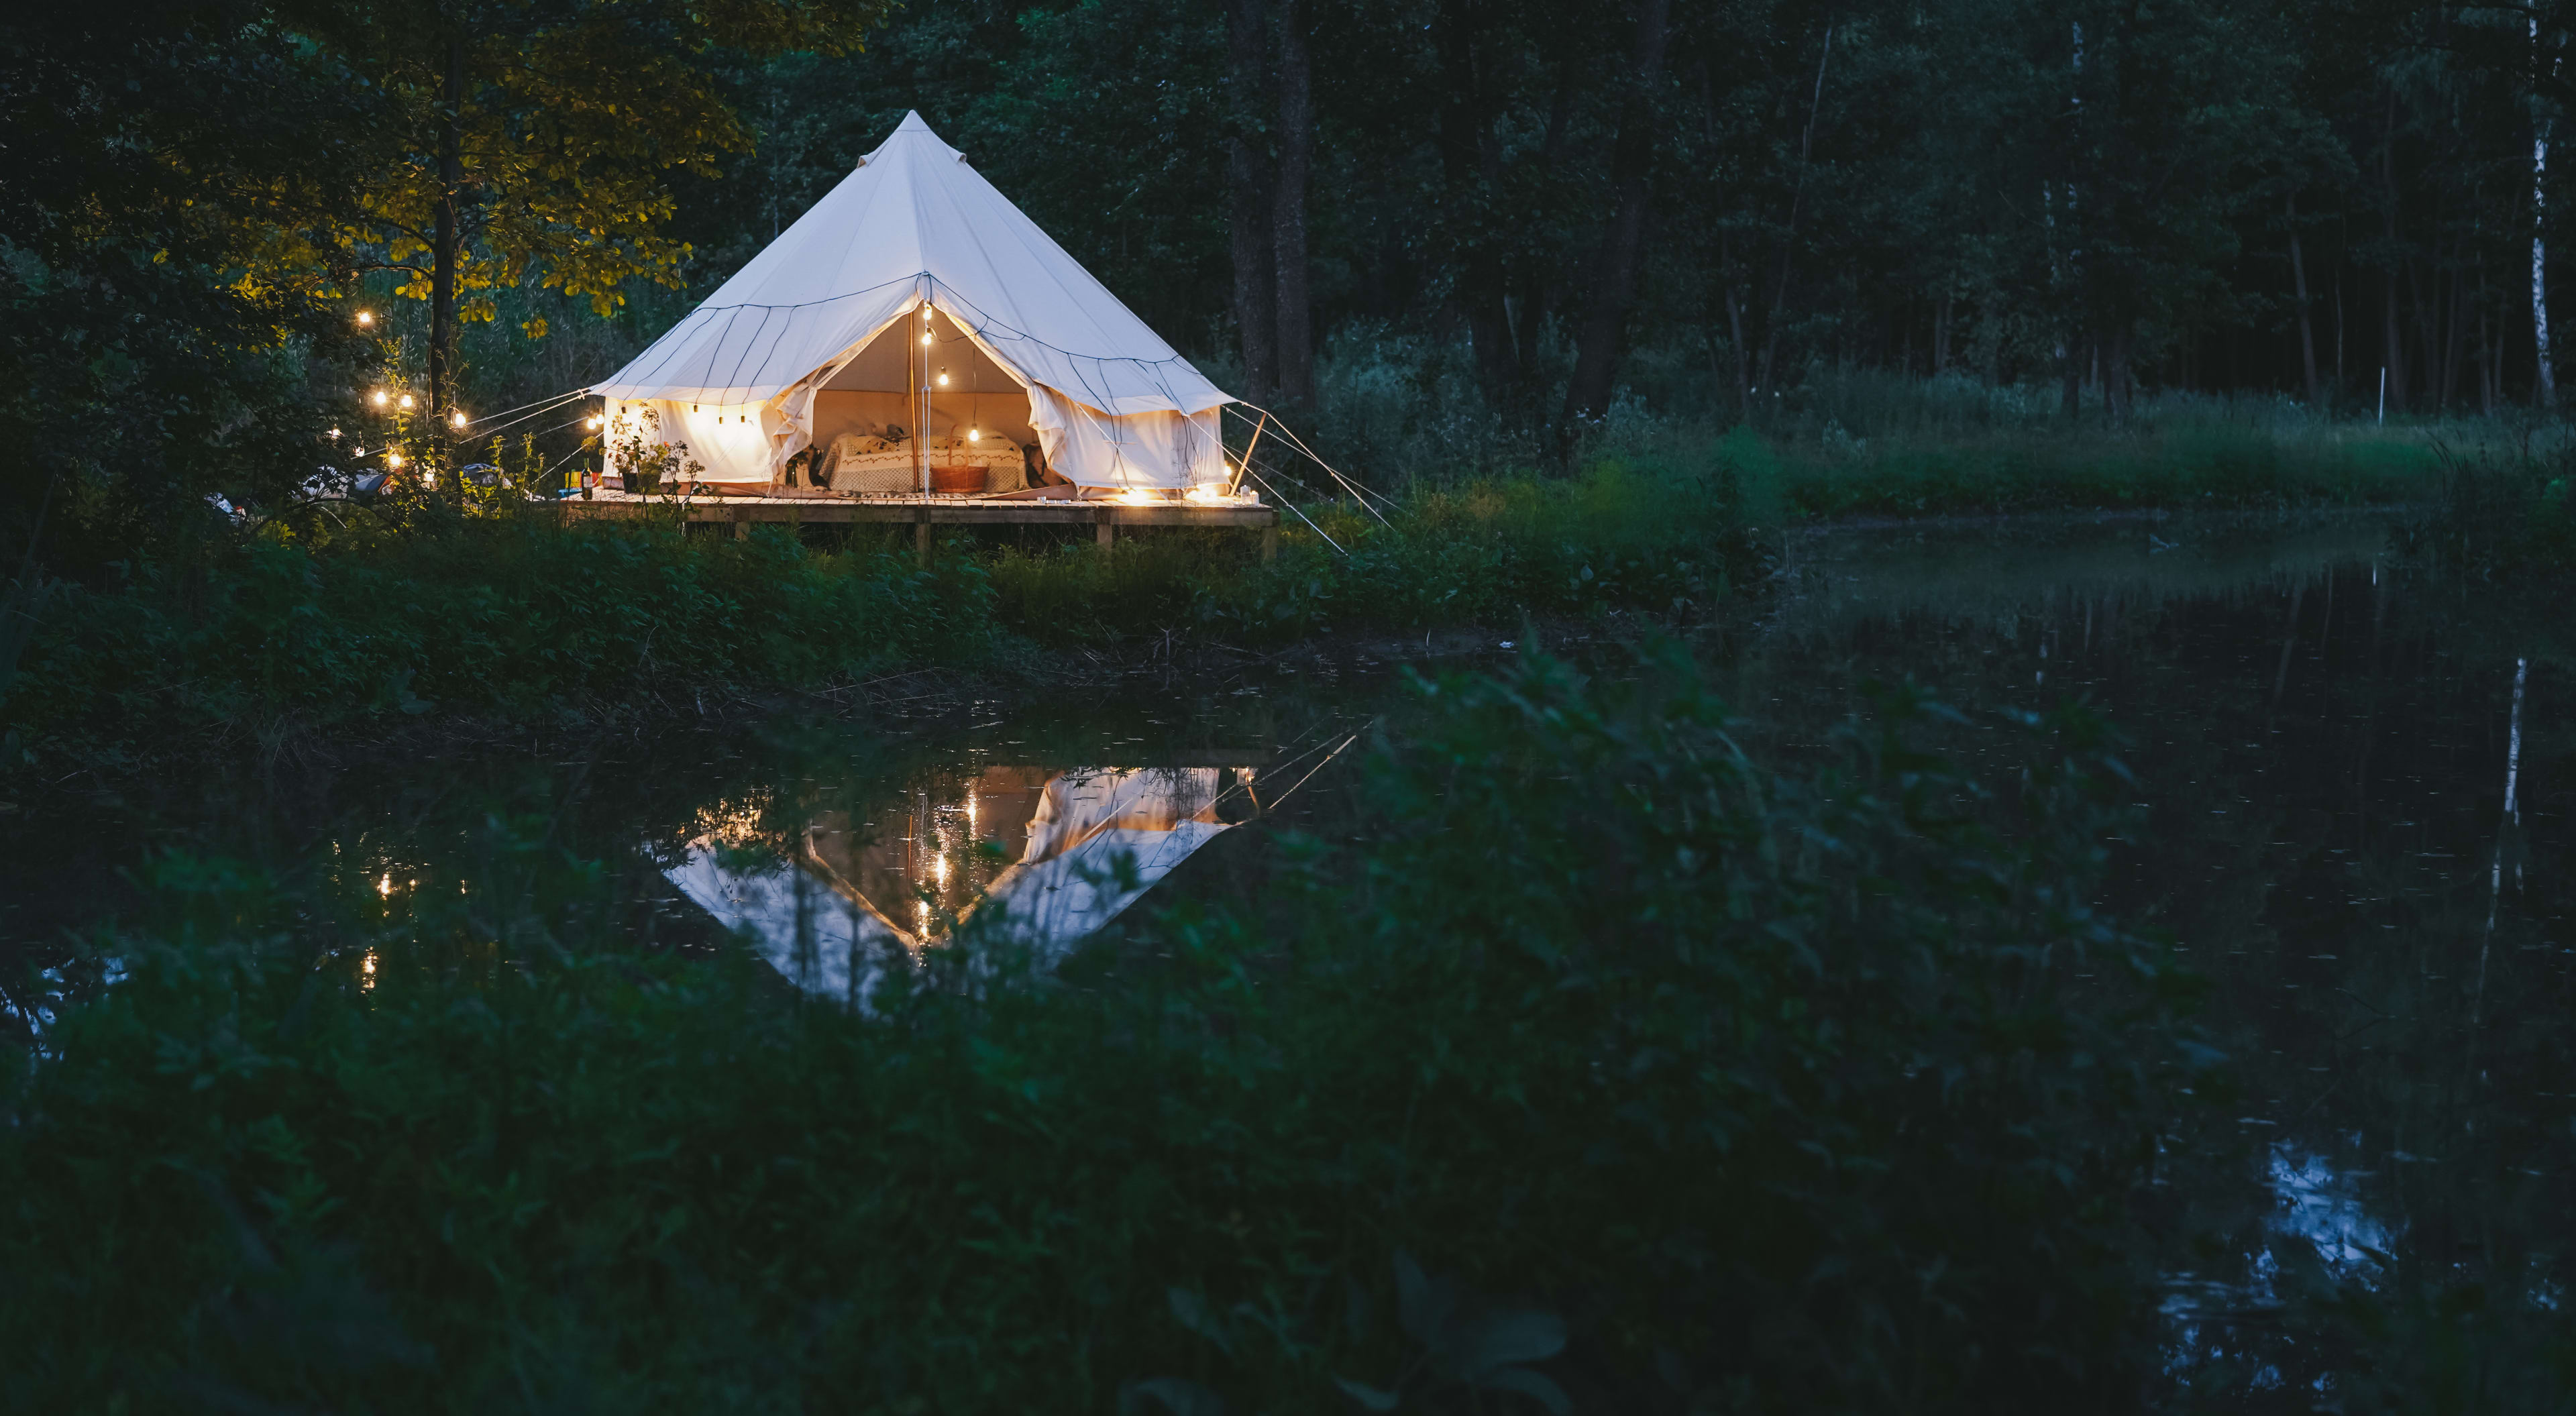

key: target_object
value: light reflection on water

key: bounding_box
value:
[3,506,2567,1388]
[667,763,1264,1002]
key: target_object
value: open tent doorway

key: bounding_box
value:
[592,112,1243,499]
[803,306,1046,495]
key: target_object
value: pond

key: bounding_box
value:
[3,507,2567,1390]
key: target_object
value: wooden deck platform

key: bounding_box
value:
[555,492,1280,560]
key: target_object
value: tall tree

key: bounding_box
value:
[302,0,888,488]
[1564,0,1673,426]
[1225,0,1277,406]
[1271,0,1315,413]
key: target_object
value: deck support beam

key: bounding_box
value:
[562,495,1278,555]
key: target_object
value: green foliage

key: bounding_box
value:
[1771,422,2440,519]
[985,461,1750,646]
[5,514,994,765]
[0,646,2204,1410]
[2396,436,2576,576]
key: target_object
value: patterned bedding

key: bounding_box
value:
[818,435,1027,494]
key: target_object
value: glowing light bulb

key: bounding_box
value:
[356,310,373,326]
[936,371,949,386]
[920,331,932,345]
[372,390,388,406]
[385,450,403,468]
[378,873,392,897]
[586,417,602,430]
[449,411,466,429]
[398,393,414,411]
[967,427,979,441]
[327,427,340,439]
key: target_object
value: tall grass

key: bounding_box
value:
[3,512,1000,771]
[0,463,1760,774]
[0,647,2209,1411]
[984,459,1749,643]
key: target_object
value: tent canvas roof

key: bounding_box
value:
[593,113,1231,420]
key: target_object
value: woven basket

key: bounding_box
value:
[929,464,983,494]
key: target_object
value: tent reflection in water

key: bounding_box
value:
[665,765,1254,1002]
[592,111,1238,497]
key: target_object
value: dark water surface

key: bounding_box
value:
[1744,511,2575,1389]
[5,508,2569,1388]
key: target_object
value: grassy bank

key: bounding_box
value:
[1,648,2205,1410]
[0,406,2462,780]
[0,461,1752,777]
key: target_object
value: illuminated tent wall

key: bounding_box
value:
[592,111,1234,492]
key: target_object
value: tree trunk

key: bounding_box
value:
[431,25,464,503]
[2288,195,2321,406]
[2443,264,2471,409]
[1226,0,1276,406]
[1436,0,1514,402]
[1756,24,1833,397]
[1563,0,1674,427]
[2105,325,2132,425]
[2380,89,2408,413]
[1725,279,1749,414]
[1271,0,1314,413]
[1508,54,1578,402]
[2537,17,2559,406]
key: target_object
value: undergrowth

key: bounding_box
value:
[0,463,1756,776]
[0,647,2209,1411]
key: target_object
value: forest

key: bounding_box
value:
[4,0,2570,566]
[11,3,2576,1410]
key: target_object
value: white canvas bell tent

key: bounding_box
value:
[592,112,1235,492]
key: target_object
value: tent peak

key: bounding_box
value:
[861,109,961,164]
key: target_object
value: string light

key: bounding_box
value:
[586,416,602,430]
[356,310,374,326]
[372,390,388,406]
[967,427,980,441]
[398,393,415,411]
[385,449,404,468]
[449,411,466,429]
[327,427,340,439]
[920,329,932,345]
[936,369,949,386]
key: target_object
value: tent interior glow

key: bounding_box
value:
[592,111,1235,494]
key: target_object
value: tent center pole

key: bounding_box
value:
[1228,412,1269,496]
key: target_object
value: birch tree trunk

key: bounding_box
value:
[2538,17,2558,406]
